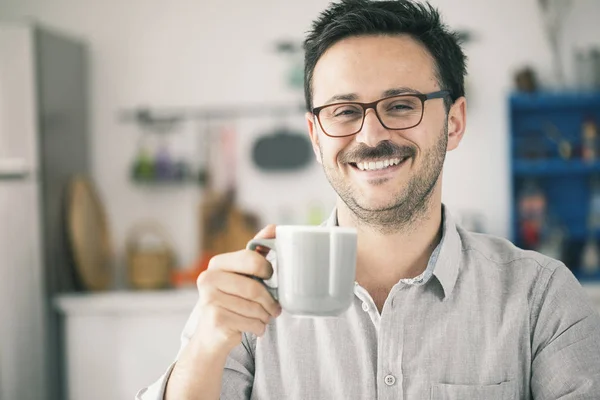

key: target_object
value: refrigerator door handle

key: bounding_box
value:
[0,158,31,179]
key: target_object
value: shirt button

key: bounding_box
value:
[384,374,396,386]
[361,302,369,312]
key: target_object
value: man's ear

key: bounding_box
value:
[306,112,322,164]
[446,96,467,152]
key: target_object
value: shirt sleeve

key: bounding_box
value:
[135,305,256,400]
[530,262,600,399]
[220,332,256,399]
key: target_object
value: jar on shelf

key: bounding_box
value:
[126,222,174,290]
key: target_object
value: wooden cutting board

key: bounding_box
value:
[199,188,259,259]
[66,175,113,291]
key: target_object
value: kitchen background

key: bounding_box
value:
[1,0,600,399]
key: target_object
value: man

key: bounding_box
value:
[138,0,600,399]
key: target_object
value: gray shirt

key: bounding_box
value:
[137,206,600,399]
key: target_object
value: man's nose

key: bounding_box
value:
[354,108,392,147]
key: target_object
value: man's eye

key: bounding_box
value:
[389,103,413,111]
[334,109,359,116]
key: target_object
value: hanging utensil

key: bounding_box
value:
[252,125,312,171]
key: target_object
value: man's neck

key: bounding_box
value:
[336,197,444,310]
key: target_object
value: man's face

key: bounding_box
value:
[306,34,464,228]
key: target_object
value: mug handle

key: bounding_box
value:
[246,238,278,300]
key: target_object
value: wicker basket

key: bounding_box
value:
[126,222,174,290]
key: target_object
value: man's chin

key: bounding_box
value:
[349,196,403,213]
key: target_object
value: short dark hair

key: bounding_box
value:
[303,0,467,112]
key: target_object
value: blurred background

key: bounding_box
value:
[1,0,600,399]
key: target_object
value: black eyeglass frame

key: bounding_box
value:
[311,90,451,138]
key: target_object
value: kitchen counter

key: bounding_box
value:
[54,288,198,315]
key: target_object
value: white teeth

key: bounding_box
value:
[355,158,404,171]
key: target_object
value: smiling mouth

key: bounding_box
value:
[349,157,410,171]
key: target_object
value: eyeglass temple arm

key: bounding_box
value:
[426,90,451,100]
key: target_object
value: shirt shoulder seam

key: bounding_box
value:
[462,246,555,272]
[529,261,562,342]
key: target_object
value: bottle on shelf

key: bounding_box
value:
[581,236,600,275]
[589,174,600,230]
[581,175,600,275]
[154,144,173,181]
[537,223,565,261]
[518,180,546,250]
[581,175,600,274]
[581,117,599,163]
[132,143,154,182]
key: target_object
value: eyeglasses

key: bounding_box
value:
[312,90,451,138]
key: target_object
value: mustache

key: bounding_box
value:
[339,141,415,164]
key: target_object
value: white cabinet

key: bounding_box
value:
[55,290,197,400]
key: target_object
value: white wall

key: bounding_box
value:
[2,0,599,281]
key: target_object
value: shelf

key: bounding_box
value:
[131,179,202,187]
[119,103,306,125]
[565,226,600,241]
[510,92,600,111]
[513,159,600,176]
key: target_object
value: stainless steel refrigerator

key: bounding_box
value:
[0,22,90,400]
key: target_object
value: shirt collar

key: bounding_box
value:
[323,204,462,300]
[431,206,461,299]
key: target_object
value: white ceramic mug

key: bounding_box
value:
[246,225,357,317]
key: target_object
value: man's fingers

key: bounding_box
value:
[254,224,276,239]
[205,289,272,324]
[207,249,273,279]
[198,270,281,318]
[207,306,268,338]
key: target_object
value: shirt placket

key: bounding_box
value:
[355,283,381,332]
[377,285,405,400]
[355,283,406,400]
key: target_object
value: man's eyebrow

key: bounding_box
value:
[322,87,422,106]
[323,93,359,105]
[382,87,421,97]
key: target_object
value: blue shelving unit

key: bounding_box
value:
[509,92,600,281]
[513,159,600,176]
[510,91,600,111]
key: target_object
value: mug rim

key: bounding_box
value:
[275,225,356,234]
